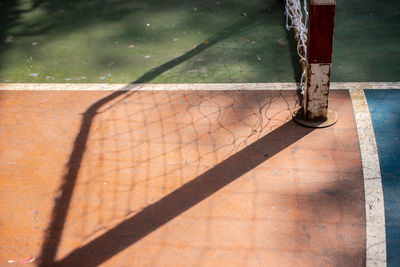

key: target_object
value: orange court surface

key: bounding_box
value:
[1,0,400,265]
[0,87,366,266]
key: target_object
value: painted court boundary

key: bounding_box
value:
[0,82,399,91]
[2,82,398,267]
[350,89,387,267]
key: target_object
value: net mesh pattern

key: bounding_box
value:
[55,90,299,260]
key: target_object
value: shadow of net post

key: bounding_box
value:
[56,119,314,267]
[38,8,274,266]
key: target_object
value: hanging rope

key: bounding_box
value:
[285,0,308,94]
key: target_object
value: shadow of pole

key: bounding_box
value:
[57,120,313,267]
[38,3,286,266]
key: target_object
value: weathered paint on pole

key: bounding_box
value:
[305,63,330,120]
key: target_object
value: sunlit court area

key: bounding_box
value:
[0,0,399,266]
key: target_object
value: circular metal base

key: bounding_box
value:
[293,109,338,128]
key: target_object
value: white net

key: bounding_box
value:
[285,0,309,95]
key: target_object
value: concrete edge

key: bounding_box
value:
[0,82,399,91]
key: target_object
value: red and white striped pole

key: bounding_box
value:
[299,0,337,127]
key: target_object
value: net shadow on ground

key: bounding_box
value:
[38,6,293,266]
[38,89,366,266]
[54,120,314,267]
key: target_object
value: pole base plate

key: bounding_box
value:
[293,108,338,128]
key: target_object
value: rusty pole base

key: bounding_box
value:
[293,108,338,128]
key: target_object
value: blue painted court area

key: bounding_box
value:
[365,90,400,266]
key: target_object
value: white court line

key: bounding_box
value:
[350,88,387,267]
[0,82,399,91]
[1,81,395,266]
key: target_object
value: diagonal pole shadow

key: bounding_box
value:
[56,120,314,267]
[38,3,287,266]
